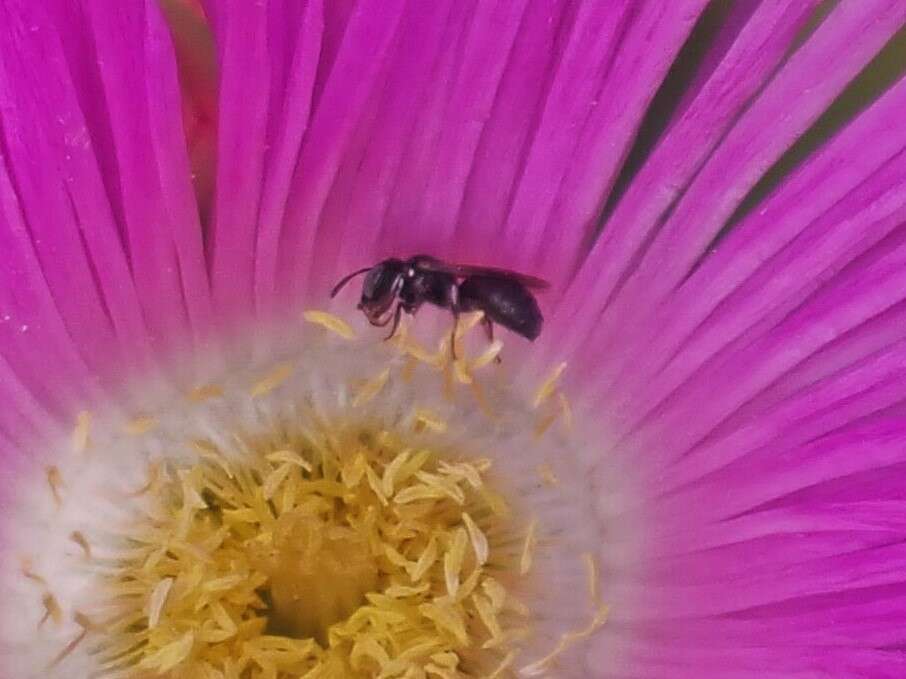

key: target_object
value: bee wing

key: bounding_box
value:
[412,256,550,289]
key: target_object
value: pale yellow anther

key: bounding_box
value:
[533,361,567,408]
[536,462,560,486]
[41,593,63,626]
[520,519,538,575]
[443,528,469,597]
[72,410,91,453]
[139,630,194,672]
[187,383,224,402]
[191,440,234,478]
[556,394,573,434]
[409,537,439,582]
[262,462,294,500]
[453,358,473,385]
[584,552,599,604]
[471,339,504,369]
[519,604,610,676]
[69,531,91,558]
[147,577,174,628]
[456,311,485,338]
[265,449,313,472]
[45,466,64,506]
[250,361,295,397]
[533,406,560,438]
[473,593,503,639]
[382,449,411,497]
[304,309,357,340]
[482,578,507,611]
[353,367,391,407]
[489,650,517,678]
[124,415,157,435]
[412,409,448,434]
[462,512,489,565]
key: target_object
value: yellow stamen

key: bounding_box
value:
[519,604,610,676]
[584,552,599,603]
[71,410,91,453]
[250,361,295,397]
[412,408,447,434]
[188,383,224,402]
[536,463,560,487]
[69,531,91,558]
[45,466,64,506]
[533,362,567,408]
[47,310,605,678]
[304,310,357,340]
[124,415,158,435]
[352,367,390,407]
[520,519,538,575]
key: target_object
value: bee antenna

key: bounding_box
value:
[330,267,372,298]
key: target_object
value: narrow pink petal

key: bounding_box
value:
[207,0,270,317]
[87,1,209,349]
[270,0,405,301]
[0,2,146,372]
[615,0,906,306]
[377,1,474,257]
[599,644,906,679]
[538,0,804,285]
[562,0,906,369]
[503,1,707,276]
[254,0,323,316]
[757,297,906,404]
[608,80,906,414]
[0,158,98,403]
[550,0,818,350]
[142,0,214,338]
[626,227,906,478]
[650,336,906,497]
[646,501,906,558]
[658,416,906,524]
[621,538,906,617]
[385,0,529,252]
[452,0,578,262]
[316,1,463,292]
[0,353,56,445]
[618,149,906,427]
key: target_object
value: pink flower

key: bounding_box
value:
[1,2,905,677]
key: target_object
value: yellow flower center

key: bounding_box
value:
[3,311,607,679]
[108,421,529,678]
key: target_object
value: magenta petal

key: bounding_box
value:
[560,0,906,371]
[0,2,151,374]
[613,0,906,308]
[609,83,906,417]
[207,0,270,317]
[86,1,212,345]
[504,1,708,277]
[389,0,530,252]
[271,0,405,301]
[549,0,818,349]
[312,1,456,288]
[254,0,323,315]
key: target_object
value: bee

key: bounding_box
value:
[331,255,548,354]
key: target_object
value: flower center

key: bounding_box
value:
[0,312,606,678]
[118,420,529,677]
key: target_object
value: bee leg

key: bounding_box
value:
[450,310,459,361]
[481,316,502,364]
[383,304,403,340]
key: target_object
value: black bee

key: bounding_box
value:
[330,255,548,353]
